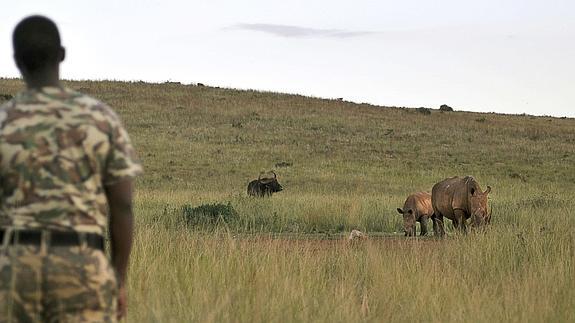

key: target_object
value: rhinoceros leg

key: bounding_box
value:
[471,213,484,229]
[454,209,467,234]
[431,215,439,236]
[432,213,446,237]
[420,217,428,236]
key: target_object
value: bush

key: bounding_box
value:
[416,107,431,115]
[439,104,454,112]
[182,202,238,226]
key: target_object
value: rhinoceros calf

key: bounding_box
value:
[431,176,491,236]
[397,192,434,236]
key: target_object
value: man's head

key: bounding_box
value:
[13,16,65,81]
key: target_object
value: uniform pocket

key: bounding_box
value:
[44,247,118,321]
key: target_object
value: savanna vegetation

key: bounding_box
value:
[1,78,574,322]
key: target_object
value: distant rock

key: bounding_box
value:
[197,83,205,87]
[275,161,293,168]
[439,104,454,112]
[509,172,527,182]
[348,229,367,241]
[416,107,431,115]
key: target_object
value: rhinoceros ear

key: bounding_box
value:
[397,208,404,214]
[485,186,491,195]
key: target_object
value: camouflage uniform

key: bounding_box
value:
[0,86,142,322]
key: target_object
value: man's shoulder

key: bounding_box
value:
[1,88,122,135]
[2,87,114,112]
[62,88,122,125]
[66,88,112,111]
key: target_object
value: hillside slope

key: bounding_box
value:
[1,78,574,232]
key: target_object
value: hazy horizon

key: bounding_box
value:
[1,0,573,117]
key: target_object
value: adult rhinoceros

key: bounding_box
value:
[431,176,491,236]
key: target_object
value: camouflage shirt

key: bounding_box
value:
[0,86,142,234]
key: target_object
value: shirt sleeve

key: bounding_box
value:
[103,112,143,185]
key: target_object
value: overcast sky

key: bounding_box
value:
[1,0,573,117]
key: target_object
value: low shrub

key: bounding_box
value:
[416,107,431,115]
[439,104,454,112]
[182,202,238,226]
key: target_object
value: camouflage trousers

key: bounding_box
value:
[0,239,118,322]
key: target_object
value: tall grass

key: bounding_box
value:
[128,213,574,322]
[1,78,574,322]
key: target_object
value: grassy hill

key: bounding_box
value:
[1,78,574,322]
[2,78,573,233]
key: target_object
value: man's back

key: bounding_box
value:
[0,86,140,235]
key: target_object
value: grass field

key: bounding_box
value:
[1,78,574,322]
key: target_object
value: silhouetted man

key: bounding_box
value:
[0,15,142,322]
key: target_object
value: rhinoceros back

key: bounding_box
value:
[431,176,472,220]
[404,192,433,219]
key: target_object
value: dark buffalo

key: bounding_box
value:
[431,176,491,236]
[247,172,283,197]
[397,192,434,237]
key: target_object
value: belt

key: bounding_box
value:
[0,229,104,251]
